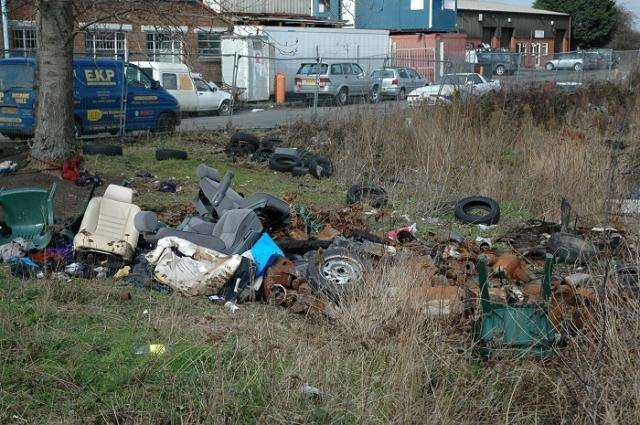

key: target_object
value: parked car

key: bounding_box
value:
[132,61,231,115]
[294,62,373,106]
[544,52,599,72]
[476,51,521,76]
[370,67,426,102]
[407,73,500,106]
[0,57,180,139]
[592,48,620,69]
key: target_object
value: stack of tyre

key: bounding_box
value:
[227,132,334,179]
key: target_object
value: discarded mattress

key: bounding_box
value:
[145,236,243,296]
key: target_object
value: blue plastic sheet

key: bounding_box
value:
[250,233,283,277]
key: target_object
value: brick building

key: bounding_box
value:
[1,0,231,82]
[457,0,571,68]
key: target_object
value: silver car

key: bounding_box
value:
[294,62,373,106]
[370,67,427,102]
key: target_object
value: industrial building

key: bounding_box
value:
[457,0,571,66]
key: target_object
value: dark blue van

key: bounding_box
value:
[0,57,180,139]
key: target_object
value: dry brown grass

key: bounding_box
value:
[284,82,640,226]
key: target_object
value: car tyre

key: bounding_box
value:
[306,247,365,301]
[83,143,123,156]
[545,62,555,71]
[155,148,188,161]
[269,154,302,172]
[336,88,348,106]
[346,183,388,208]
[453,196,500,225]
[227,131,259,156]
[218,100,230,116]
[154,112,176,133]
[495,65,506,76]
[397,88,406,101]
[370,85,381,104]
[308,155,334,179]
[573,62,583,72]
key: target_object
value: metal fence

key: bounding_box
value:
[1,47,639,139]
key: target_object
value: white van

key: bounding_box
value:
[132,62,231,115]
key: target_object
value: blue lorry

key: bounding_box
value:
[0,57,180,139]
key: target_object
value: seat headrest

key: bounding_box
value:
[103,184,134,204]
[196,164,221,181]
[134,211,159,232]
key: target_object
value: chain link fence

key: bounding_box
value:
[1,46,639,139]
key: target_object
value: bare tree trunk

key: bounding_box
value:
[31,0,75,166]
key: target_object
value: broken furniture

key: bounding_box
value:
[73,184,140,260]
[0,183,56,249]
[135,208,263,255]
[194,164,290,229]
[474,253,557,358]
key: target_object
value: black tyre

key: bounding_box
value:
[548,232,598,264]
[397,88,406,101]
[154,112,176,133]
[545,62,555,71]
[371,85,381,104]
[573,62,583,72]
[228,131,259,156]
[250,146,275,163]
[495,65,506,76]
[346,183,387,208]
[83,143,123,156]
[291,166,309,177]
[218,101,230,116]
[269,154,301,172]
[453,196,500,225]
[307,247,365,300]
[155,148,188,161]
[336,88,348,106]
[308,155,334,179]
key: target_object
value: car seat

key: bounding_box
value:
[135,209,263,255]
[73,184,140,260]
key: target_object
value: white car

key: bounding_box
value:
[407,73,500,106]
[132,62,231,115]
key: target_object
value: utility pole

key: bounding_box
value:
[1,0,9,58]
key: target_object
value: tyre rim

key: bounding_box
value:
[321,257,363,286]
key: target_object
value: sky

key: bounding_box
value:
[496,0,640,29]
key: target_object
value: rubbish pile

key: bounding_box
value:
[226,132,334,179]
[1,159,637,359]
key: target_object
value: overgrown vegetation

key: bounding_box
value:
[2,79,640,423]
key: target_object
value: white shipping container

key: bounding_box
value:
[221,36,276,102]
[224,26,390,94]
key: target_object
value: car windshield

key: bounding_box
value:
[297,63,328,75]
[0,63,35,90]
[371,69,395,78]
[435,75,466,85]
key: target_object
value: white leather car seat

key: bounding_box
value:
[73,184,140,260]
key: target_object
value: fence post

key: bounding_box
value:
[118,55,127,142]
[229,52,239,120]
[313,46,320,114]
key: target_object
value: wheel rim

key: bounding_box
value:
[339,90,347,105]
[321,256,363,286]
[372,88,380,103]
[496,67,504,75]
[220,103,229,115]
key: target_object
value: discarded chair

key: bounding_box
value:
[474,253,557,358]
[0,183,56,249]
[73,184,140,260]
[135,208,263,255]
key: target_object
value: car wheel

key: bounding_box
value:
[397,88,406,101]
[336,88,348,106]
[154,112,176,133]
[307,247,365,301]
[574,62,583,72]
[218,100,230,116]
[545,62,555,71]
[346,183,388,208]
[495,65,506,76]
[155,148,188,161]
[371,85,381,104]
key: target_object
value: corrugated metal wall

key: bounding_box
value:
[220,0,312,15]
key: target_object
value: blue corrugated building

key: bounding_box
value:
[355,0,457,32]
